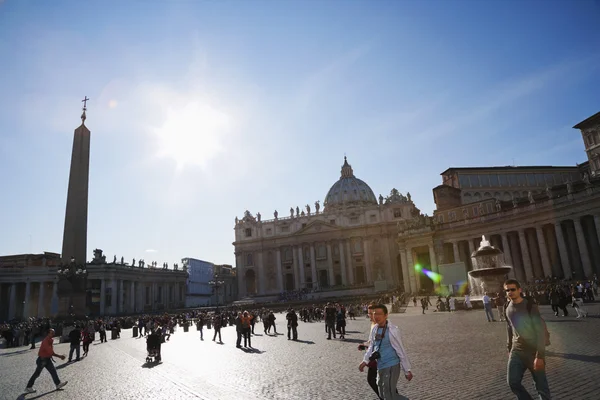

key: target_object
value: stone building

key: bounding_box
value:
[397,111,600,293]
[233,157,421,299]
[0,249,188,320]
[234,111,600,297]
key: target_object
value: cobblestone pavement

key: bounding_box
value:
[1,303,599,400]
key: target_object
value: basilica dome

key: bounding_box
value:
[324,157,378,210]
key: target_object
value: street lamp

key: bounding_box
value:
[208,274,225,310]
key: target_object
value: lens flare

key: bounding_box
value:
[414,263,442,283]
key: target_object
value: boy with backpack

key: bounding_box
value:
[504,279,551,399]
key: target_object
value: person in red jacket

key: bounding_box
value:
[25,329,68,393]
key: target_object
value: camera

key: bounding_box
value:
[369,351,381,362]
[358,344,367,351]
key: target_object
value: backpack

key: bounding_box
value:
[505,299,550,347]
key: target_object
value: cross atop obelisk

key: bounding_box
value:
[81,96,89,123]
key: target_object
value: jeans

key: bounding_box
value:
[507,351,551,400]
[243,329,251,347]
[484,304,495,321]
[69,344,80,361]
[236,331,242,347]
[377,363,408,399]
[287,325,298,340]
[212,328,221,342]
[326,322,336,339]
[367,366,381,399]
[27,357,60,388]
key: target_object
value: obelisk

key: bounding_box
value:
[61,97,91,265]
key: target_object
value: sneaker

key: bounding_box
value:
[24,387,36,394]
[56,381,68,390]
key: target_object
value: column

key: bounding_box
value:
[594,215,600,247]
[292,246,300,290]
[406,248,417,292]
[257,251,265,295]
[8,283,16,320]
[500,233,513,267]
[309,244,318,288]
[468,239,476,270]
[236,253,246,298]
[119,280,125,313]
[363,239,372,283]
[452,241,460,264]
[535,226,552,278]
[130,281,135,313]
[345,240,354,285]
[37,282,46,318]
[275,248,284,292]
[428,244,438,288]
[338,241,347,285]
[381,236,394,283]
[299,246,306,288]
[574,217,594,278]
[100,279,106,315]
[400,249,410,293]
[152,282,157,312]
[23,281,31,318]
[50,281,58,316]
[554,222,571,278]
[518,229,534,281]
[326,243,335,286]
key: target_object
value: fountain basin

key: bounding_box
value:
[468,266,512,278]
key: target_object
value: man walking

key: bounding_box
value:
[483,292,496,322]
[235,312,243,348]
[286,308,298,341]
[24,329,68,393]
[325,303,337,340]
[68,325,81,362]
[504,279,551,400]
[359,304,413,399]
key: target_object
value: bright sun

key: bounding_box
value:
[154,100,232,170]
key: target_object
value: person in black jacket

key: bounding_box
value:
[68,325,81,362]
[286,309,298,341]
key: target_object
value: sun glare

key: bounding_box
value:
[154,100,232,170]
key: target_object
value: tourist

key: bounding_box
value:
[572,290,588,318]
[449,296,456,312]
[482,292,496,322]
[420,297,427,314]
[286,308,298,340]
[359,305,381,399]
[212,313,222,343]
[495,292,506,322]
[197,314,205,340]
[241,311,253,347]
[267,310,277,334]
[464,293,473,310]
[324,303,337,340]
[82,325,93,357]
[336,307,346,340]
[504,279,551,400]
[359,304,413,400]
[24,329,68,393]
[68,324,81,362]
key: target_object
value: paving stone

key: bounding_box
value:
[1,303,599,400]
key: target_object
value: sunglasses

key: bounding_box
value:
[504,288,517,292]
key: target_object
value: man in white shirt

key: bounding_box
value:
[482,292,496,322]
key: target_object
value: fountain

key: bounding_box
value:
[468,235,512,298]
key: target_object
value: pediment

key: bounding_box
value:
[293,220,339,236]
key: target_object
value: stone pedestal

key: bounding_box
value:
[374,280,388,292]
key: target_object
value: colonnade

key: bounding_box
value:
[96,278,184,315]
[0,280,58,320]
[237,236,394,297]
[399,214,600,293]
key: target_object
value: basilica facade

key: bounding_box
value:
[233,157,420,299]
[234,111,600,298]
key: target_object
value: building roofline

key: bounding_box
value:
[573,111,600,130]
[439,165,579,175]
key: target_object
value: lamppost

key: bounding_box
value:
[208,274,225,311]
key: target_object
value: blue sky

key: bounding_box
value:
[1,0,599,267]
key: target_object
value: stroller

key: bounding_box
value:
[146,329,162,363]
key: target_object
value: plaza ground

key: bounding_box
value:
[1,303,599,400]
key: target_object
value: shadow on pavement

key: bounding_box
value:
[142,361,162,368]
[241,347,264,354]
[546,351,600,364]
[340,338,365,344]
[545,320,584,323]
[16,389,56,400]
[291,339,314,344]
[0,349,32,357]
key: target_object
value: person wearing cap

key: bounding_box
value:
[25,329,68,393]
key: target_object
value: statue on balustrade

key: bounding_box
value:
[120,256,124,265]
[274,209,278,220]
[296,206,300,217]
[113,255,117,264]
[257,212,261,222]
[132,258,136,267]
[174,263,178,270]
[306,204,311,215]
[315,200,320,214]
[235,217,239,225]
[495,198,501,212]
[379,194,383,205]
[290,207,294,218]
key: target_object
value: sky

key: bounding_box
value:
[1,0,599,267]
